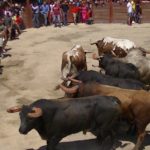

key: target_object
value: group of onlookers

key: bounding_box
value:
[0,0,24,58]
[31,0,94,28]
[127,0,142,25]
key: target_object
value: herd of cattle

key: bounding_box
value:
[7,37,150,150]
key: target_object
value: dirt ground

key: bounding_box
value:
[0,23,150,150]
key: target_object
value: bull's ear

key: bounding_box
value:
[28,107,42,118]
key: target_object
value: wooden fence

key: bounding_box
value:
[93,2,150,23]
[23,1,150,28]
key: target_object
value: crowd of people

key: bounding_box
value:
[0,0,94,58]
[31,0,93,28]
[0,1,24,58]
[0,0,144,58]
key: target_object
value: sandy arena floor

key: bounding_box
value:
[0,23,150,150]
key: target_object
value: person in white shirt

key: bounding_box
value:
[127,0,133,25]
[49,2,55,25]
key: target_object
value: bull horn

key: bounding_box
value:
[7,106,22,113]
[67,77,82,84]
[28,107,42,118]
[59,84,79,94]
[90,41,98,45]
[84,50,93,53]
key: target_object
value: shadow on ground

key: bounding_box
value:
[26,132,150,150]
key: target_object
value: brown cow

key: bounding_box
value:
[61,45,87,80]
[91,37,136,57]
[59,81,150,150]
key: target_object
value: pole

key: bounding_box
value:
[23,0,32,28]
[109,0,113,23]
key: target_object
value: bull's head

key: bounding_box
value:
[61,45,88,81]
[7,105,42,135]
[61,55,78,80]
[92,53,104,67]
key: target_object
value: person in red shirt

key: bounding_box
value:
[86,7,93,24]
[53,3,61,27]
[71,3,80,24]
[81,3,88,23]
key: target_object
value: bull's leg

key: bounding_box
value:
[47,136,62,150]
[132,123,146,150]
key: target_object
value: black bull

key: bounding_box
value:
[97,54,140,80]
[74,70,148,90]
[8,96,121,150]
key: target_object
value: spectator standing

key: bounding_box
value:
[37,0,43,6]
[71,3,79,25]
[61,0,69,26]
[0,7,4,18]
[40,1,49,26]
[94,0,98,7]
[86,7,93,24]
[81,3,88,23]
[0,20,8,57]
[31,2,40,28]
[131,0,136,22]
[53,3,61,27]
[127,0,133,25]
[4,12,12,28]
[11,3,20,16]
[76,2,81,23]
[135,0,142,23]
[48,1,54,25]
[4,7,12,17]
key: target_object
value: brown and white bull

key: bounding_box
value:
[91,37,136,57]
[61,45,87,80]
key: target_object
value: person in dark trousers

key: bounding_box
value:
[61,1,69,26]
[135,0,142,23]
[31,2,40,28]
[40,1,49,26]
[53,3,61,27]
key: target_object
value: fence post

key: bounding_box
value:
[23,0,32,28]
[109,0,113,23]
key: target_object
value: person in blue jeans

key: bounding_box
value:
[40,1,49,26]
[53,3,61,27]
[61,1,69,26]
[32,2,40,28]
